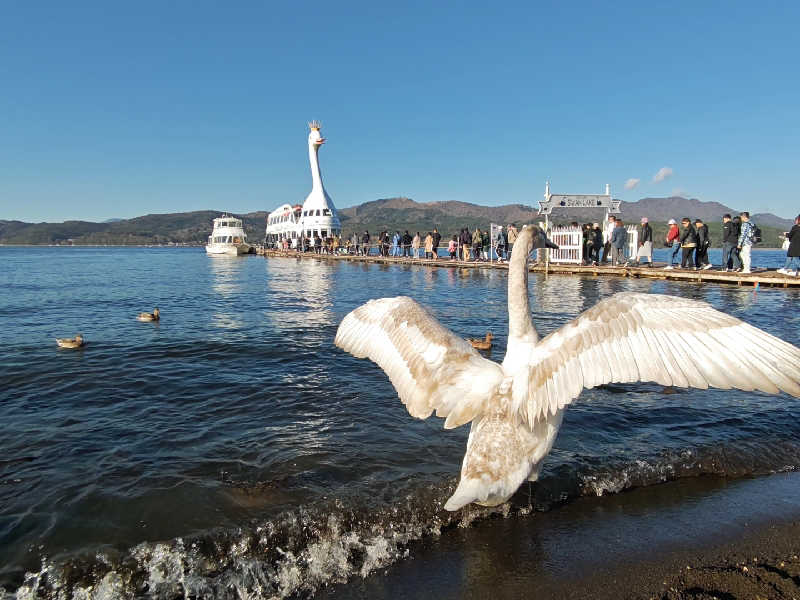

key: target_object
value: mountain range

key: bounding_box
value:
[0,197,793,247]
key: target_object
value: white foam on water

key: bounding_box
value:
[11,439,800,600]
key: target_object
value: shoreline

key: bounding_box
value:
[320,472,800,600]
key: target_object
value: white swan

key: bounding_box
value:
[334,225,800,511]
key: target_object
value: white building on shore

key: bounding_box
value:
[265,121,341,248]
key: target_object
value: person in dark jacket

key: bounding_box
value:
[610,218,627,265]
[380,230,389,256]
[459,228,470,261]
[730,216,742,271]
[634,217,653,266]
[679,218,698,269]
[481,228,491,261]
[778,215,800,276]
[361,230,370,256]
[402,231,413,257]
[432,228,441,260]
[495,226,508,261]
[721,214,740,271]
[694,219,712,270]
[591,223,603,264]
[582,223,593,265]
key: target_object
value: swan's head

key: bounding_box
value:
[515,225,541,256]
[308,121,325,148]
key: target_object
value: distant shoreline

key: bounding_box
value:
[0,244,785,251]
[0,244,203,248]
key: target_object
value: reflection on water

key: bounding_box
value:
[263,257,335,338]
[209,255,245,298]
[208,255,247,332]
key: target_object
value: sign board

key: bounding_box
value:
[538,182,621,215]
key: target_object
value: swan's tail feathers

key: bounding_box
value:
[444,478,488,511]
[443,411,566,511]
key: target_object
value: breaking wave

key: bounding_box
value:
[11,437,800,600]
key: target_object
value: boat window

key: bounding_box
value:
[323,209,331,216]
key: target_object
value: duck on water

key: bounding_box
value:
[335,225,800,511]
[55,334,85,349]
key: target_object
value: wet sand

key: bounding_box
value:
[320,473,800,599]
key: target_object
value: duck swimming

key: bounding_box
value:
[56,334,85,349]
[467,332,493,350]
[137,308,160,322]
[334,225,800,511]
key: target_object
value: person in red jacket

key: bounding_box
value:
[664,218,681,270]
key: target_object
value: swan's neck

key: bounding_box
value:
[507,230,538,344]
[309,143,325,194]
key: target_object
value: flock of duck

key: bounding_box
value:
[55,308,160,349]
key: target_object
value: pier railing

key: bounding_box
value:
[547,226,583,264]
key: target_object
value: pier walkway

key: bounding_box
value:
[256,249,800,289]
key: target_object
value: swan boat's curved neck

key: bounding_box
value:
[309,139,325,195]
[507,226,538,344]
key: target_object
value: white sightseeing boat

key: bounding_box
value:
[206,214,251,256]
[265,121,342,248]
[265,203,303,248]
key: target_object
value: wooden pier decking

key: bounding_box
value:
[256,249,800,288]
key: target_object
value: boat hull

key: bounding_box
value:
[205,243,251,256]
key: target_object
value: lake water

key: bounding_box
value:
[1,247,798,599]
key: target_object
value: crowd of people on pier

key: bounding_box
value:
[267,213,800,276]
[276,224,524,262]
[572,211,799,275]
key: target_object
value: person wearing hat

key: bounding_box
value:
[664,218,681,269]
[634,217,653,266]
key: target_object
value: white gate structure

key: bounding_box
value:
[547,225,583,264]
[626,225,639,260]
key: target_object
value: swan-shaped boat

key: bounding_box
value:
[335,225,800,511]
[56,334,85,349]
[264,121,342,247]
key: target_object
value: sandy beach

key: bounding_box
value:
[320,473,800,600]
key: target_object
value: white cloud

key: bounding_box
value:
[624,178,640,190]
[653,167,674,183]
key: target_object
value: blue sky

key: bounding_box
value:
[1,1,798,222]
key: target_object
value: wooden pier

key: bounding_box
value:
[256,248,800,288]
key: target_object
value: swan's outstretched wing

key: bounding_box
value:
[335,297,505,428]
[524,292,800,425]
